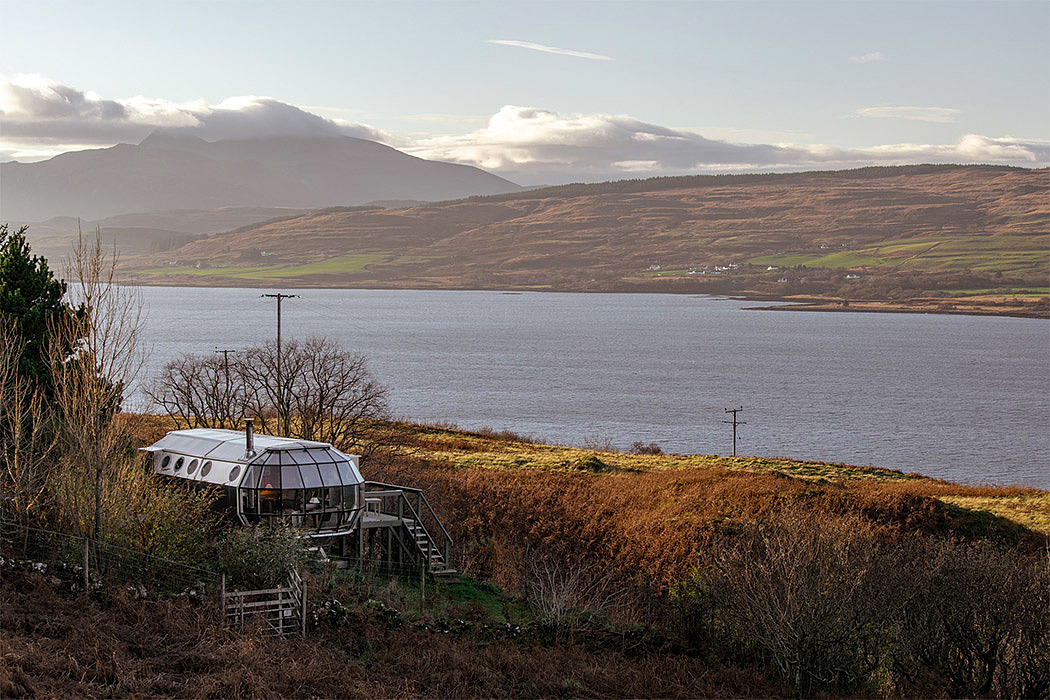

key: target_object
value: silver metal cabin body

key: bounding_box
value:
[142,425,456,575]
[143,427,365,537]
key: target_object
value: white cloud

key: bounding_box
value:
[854,106,961,123]
[0,73,390,157]
[488,39,613,61]
[2,75,1045,180]
[850,51,887,63]
[408,105,1047,183]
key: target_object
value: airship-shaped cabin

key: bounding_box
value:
[143,423,364,536]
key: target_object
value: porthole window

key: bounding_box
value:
[201,461,212,477]
[228,465,241,482]
[188,459,199,475]
[175,457,185,471]
[160,455,171,469]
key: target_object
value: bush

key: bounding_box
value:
[700,511,890,695]
[215,524,308,589]
[891,539,1050,698]
[629,440,663,455]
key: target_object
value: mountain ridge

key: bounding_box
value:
[0,132,521,221]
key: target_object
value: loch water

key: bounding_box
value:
[134,287,1050,488]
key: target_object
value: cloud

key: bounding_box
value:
[408,105,1048,183]
[0,73,390,156]
[854,106,961,123]
[488,39,613,61]
[850,51,887,63]
[2,75,1045,181]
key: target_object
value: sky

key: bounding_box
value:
[1,0,1048,184]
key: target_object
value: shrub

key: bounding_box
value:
[216,524,308,589]
[629,440,663,455]
[891,539,1050,698]
[700,511,891,696]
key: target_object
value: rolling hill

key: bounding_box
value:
[123,165,1049,315]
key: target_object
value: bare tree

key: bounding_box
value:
[148,353,245,430]
[49,230,146,541]
[149,337,389,455]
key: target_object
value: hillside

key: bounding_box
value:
[0,132,520,222]
[124,165,1050,316]
[4,415,1043,698]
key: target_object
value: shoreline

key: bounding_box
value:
[118,276,1050,320]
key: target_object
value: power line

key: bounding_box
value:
[722,407,746,457]
[261,293,300,435]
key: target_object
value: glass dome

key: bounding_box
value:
[238,447,362,533]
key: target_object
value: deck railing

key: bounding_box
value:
[362,481,453,571]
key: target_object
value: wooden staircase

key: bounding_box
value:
[362,481,455,576]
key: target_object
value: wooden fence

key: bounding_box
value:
[222,568,307,637]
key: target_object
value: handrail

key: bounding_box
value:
[364,481,423,495]
[362,481,453,570]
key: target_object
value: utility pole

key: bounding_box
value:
[214,348,237,426]
[261,293,299,435]
[723,407,746,457]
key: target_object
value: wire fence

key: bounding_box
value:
[0,519,222,601]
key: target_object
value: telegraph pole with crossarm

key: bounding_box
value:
[261,293,299,435]
[723,407,746,457]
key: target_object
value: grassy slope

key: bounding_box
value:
[384,422,1050,538]
[122,166,1048,309]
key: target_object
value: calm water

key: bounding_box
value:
[131,287,1050,488]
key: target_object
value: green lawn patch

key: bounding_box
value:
[138,253,390,280]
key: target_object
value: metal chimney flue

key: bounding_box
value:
[244,418,255,458]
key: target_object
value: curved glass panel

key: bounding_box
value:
[228,465,241,482]
[288,449,314,465]
[201,461,213,477]
[317,461,340,486]
[282,465,304,489]
[160,455,171,469]
[335,460,354,484]
[307,448,333,463]
[299,464,323,488]
[242,464,259,489]
[174,457,184,471]
[258,464,280,490]
[187,459,199,475]
[342,484,357,509]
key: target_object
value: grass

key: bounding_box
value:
[747,234,1049,276]
[138,253,389,280]
[948,287,1050,296]
[390,421,1050,537]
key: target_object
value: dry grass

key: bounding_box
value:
[0,570,779,699]
[385,420,1050,539]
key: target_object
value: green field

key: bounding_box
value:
[138,253,390,280]
[748,234,1049,276]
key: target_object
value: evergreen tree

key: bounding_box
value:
[0,224,80,395]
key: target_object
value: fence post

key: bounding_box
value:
[301,579,307,637]
[220,574,226,621]
[419,564,425,613]
[82,537,89,592]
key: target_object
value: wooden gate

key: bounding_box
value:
[222,569,307,637]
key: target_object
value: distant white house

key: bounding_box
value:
[845,273,861,280]
[648,264,662,271]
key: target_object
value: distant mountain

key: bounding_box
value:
[0,132,521,222]
[13,206,318,263]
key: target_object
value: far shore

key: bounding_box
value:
[119,274,1050,320]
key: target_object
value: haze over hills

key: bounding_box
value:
[124,165,1048,311]
[0,132,521,222]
